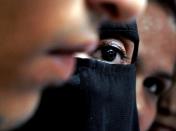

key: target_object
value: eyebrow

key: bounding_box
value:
[136,57,173,80]
[154,72,173,80]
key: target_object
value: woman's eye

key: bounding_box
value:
[143,77,166,96]
[101,45,125,62]
[91,40,128,64]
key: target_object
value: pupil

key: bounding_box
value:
[143,77,163,95]
[101,47,117,61]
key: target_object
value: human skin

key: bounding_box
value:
[136,2,176,131]
[149,76,176,131]
[0,0,147,130]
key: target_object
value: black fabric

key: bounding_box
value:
[99,20,139,63]
[14,21,140,131]
[14,58,139,131]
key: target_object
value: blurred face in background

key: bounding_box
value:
[136,2,176,131]
[149,80,176,131]
[0,0,148,130]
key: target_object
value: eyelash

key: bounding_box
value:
[87,38,132,64]
[98,45,128,60]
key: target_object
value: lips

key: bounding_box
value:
[48,42,97,55]
[44,40,97,85]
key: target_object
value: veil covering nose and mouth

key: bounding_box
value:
[14,21,139,131]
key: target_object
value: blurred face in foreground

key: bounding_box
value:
[0,0,147,130]
[136,2,176,131]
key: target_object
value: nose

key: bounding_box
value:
[87,0,147,21]
[136,76,156,131]
[158,86,176,116]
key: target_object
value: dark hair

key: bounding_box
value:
[155,0,176,22]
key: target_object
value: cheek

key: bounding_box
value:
[1,1,79,39]
[4,0,95,50]
[0,89,41,130]
[136,78,157,131]
[0,0,84,61]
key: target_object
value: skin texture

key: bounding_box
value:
[136,2,176,131]
[149,77,176,131]
[0,0,147,130]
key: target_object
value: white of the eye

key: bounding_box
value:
[113,54,122,64]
